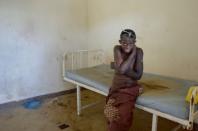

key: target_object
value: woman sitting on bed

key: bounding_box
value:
[104,29,144,131]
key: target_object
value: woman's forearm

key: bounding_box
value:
[126,48,143,80]
[126,69,143,80]
[116,50,136,74]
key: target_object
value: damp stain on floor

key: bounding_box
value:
[0,89,189,131]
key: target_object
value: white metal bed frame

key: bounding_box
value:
[62,50,198,131]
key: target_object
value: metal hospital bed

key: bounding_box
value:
[62,50,198,131]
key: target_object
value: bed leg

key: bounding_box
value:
[77,85,81,115]
[152,114,158,131]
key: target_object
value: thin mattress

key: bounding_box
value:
[65,64,198,120]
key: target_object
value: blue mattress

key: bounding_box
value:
[65,64,198,120]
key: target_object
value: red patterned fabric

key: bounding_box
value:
[104,85,140,131]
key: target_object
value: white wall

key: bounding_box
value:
[88,0,198,81]
[0,0,88,104]
[1,0,198,104]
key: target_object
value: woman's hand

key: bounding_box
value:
[129,45,136,58]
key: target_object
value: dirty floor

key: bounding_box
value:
[0,89,189,131]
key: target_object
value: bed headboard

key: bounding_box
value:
[63,50,104,76]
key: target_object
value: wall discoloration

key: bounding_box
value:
[0,0,88,104]
[87,0,198,82]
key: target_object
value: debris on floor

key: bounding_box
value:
[0,90,187,131]
[23,99,42,109]
[58,123,69,129]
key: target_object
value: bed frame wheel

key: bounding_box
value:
[183,124,193,131]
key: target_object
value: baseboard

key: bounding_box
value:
[0,88,76,109]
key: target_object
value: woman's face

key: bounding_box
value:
[119,34,136,53]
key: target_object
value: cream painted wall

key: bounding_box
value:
[1,0,198,104]
[0,0,88,104]
[88,0,198,81]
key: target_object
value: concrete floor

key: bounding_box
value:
[0,89,190,131]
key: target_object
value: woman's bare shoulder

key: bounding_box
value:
[114,45,122,52]
[136,47,143,55]
[114,45,121,49]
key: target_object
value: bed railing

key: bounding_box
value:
[62,49,105,77]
